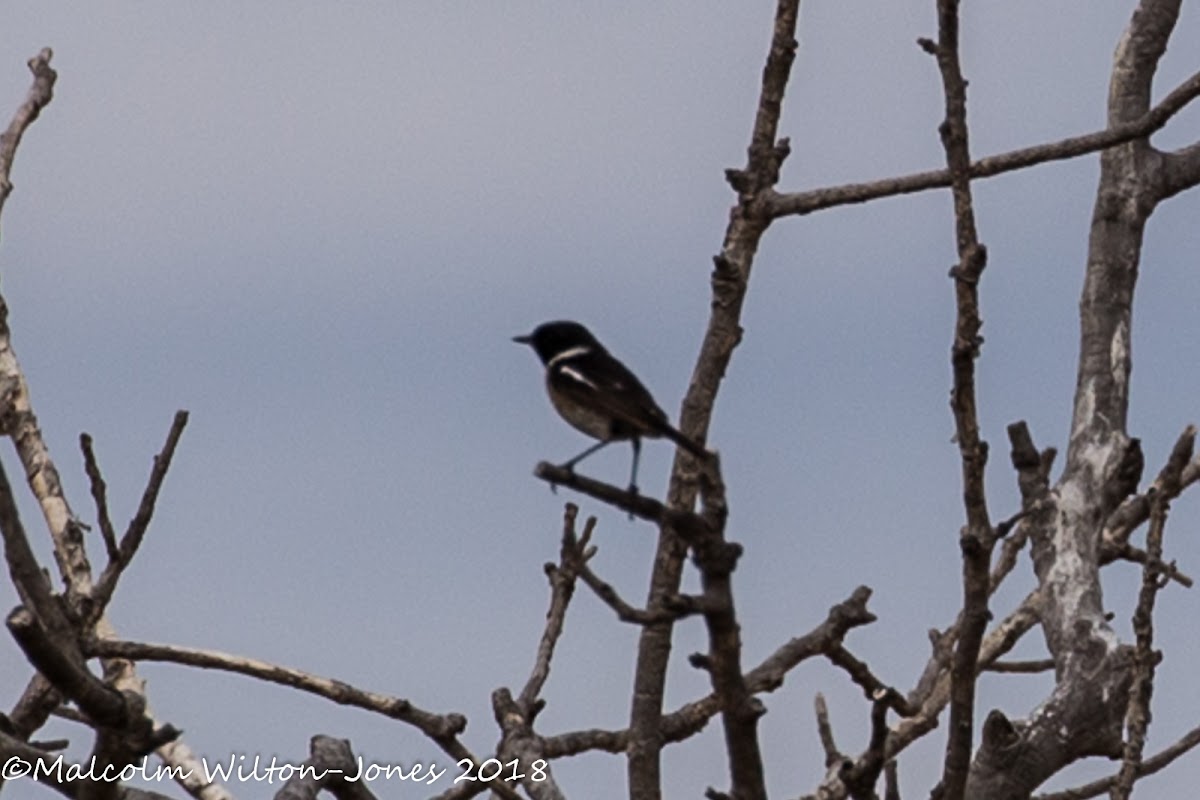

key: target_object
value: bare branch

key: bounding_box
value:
[1103,455,1200,548]
[272,735,377,800]
[0,241,92,604]
[534,462,711,540]
[951,6,1194,800]
[765,68,1200,219]
[813,693,842,768]
[541,586,876,761]
[921,2,996,797]
[83,637,464,737]
[838,693,893,800]
[882,592,1041,780]
[1159,139,1200,200]
[1112,426,1194,799]
[82,638,516,797]
[79,434,120,563]
[825,645,917,717]
[984,659,1054,674]
[1101,542,1193,588]
[576,560,681,625]
[492,688,564,800]
[1108,0,1181,126]
[1033,723,1200,800]
[5,674,61,739]
[0,48,55,226]
[8,608,121,729]
[90,411,189,620]
[0,458,61,618]
[518,504,590,712]
[628,0,802,794]
[883,760,900,800]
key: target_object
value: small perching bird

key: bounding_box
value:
[514,320,707,493]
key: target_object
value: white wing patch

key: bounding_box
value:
[547,345,591,367]
[559,365,597,389]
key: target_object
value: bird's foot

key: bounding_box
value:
[548,461,579,494]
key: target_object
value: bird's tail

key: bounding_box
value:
[662,425,709,460]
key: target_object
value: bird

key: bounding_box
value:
[514,320,707,493]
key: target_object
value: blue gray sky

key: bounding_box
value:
[2,3,1199,798]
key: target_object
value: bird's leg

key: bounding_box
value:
[628,437,641,496]
[560,439,610,472]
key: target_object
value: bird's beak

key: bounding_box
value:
[512,334,532,345]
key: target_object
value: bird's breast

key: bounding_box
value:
[546,378,618,441]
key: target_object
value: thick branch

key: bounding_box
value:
[627,1,801,795]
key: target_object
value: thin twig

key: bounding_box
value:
[518,504,591,712]
[90,410,189,620]
[574,549,684,624]
[814,693,842,768]
[1106,542,1193,587]
[80,433,120,563]
[1112,426,1195,800]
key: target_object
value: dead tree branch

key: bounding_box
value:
[765,68,1200,219]
[627,4,801,795]
[80,434,120,563]
[82,637,466,738]
[517,504,591,713]
[1,51,222,800]
[919,2,995,797]
[272,735,377,800]
[0,48,55,225]
[1032,723,1200,800]
[957,2,1196,798]
[89,411,190,623]
[1111,426,1194,800]
[540,586,877,760]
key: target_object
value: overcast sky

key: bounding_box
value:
[2,3,1199,799]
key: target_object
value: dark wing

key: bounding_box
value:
[549,349,668,437]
